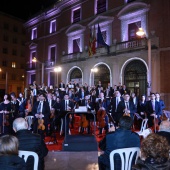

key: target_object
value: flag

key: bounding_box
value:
[97,23,110,54]
[88,25,96,56]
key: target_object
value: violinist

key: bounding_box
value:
[79,95,94,134]
[0,94,12,134]
[145,93,162,131]
[96,92,109,135]
[32,93,50,138]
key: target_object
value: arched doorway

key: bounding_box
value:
[70,68,82,85]
[94,64,110,89]
[124,60,147,96]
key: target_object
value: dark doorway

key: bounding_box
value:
[124,60,147,97]
[94,65,110,89]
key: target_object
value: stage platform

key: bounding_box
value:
[45,151,100,170]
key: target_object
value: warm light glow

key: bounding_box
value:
[54,67,62,72]
[32,57,37,62]
[136,28,145,36]
[91,68,98,72]
[0,68,2,72]
[22,75,25,78]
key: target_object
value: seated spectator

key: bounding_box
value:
[157,120,170,144]
[0,134,26,170]
[98,116,140,170]
[13,117,48,170]
[132,133,170,169]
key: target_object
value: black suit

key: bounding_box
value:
[117,100,136,121]
[109,97,124,125]
[16,129,48,170]
[145,100,161,127]
[32,101,50,135]
[60,99,74,134]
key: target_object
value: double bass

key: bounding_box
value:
[97,100,106,128]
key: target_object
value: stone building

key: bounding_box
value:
[24,0,170,109]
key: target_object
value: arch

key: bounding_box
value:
[90,62,112,87]
[120,58,148,96]
[67,66,83,85]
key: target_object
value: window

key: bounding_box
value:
[50,20,56,33]
[13,37,18,44]
[11,74,16,80]
[3,48,8,54]
[12,62,16,68]
[3,35,9,42]
[49,46,56,61]
[12,49,17,56]
[31,27,37,40]
[73,38,80,53]
[128,21,141,40]
[72,8,81,23]
[2,74,6,80]
[3,23,9,30]
[96,0,107,14]
[13,25,18,32]
[2,60,7,67]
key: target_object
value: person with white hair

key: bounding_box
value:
[13,117,48,170]
[157,120,170,144]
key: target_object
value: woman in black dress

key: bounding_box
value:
[0,94,12,134]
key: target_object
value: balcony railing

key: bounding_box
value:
[26,60,55,70]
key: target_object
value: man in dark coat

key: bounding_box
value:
[13,117,48,170]
[98,116,140,170]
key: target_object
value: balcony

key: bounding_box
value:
[61,37,158,63]
[26,60,55,70]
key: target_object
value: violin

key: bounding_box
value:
[38,113,45,130]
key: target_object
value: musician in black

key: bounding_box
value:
[32,93,50,138]
[0,94,12,134]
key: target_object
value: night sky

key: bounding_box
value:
[0,0,57,20]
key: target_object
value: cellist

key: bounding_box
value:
[79,95,94,134]
[96,92,109,135]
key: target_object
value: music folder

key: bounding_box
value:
[74,106,87,113]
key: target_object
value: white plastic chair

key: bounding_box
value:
[109,147,140,170]
[136,118,148,136]
[19,150,39,170]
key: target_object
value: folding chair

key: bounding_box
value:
[109,147,140,170]
[18,150,38,170]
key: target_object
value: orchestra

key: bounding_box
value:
[0,81,166,137]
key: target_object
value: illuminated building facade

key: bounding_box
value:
[24,0,170,109]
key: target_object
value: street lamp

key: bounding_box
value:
[91,67,98,86]
[0,68,8,93]
[136,28,151,96]
[54,66,62,87]
[32,57,45,84]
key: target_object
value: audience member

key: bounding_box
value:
[0,134,26,170]
[157,120,170,144]
[132,133,170,169]
[98,116,140,170]
[13,117,48,170]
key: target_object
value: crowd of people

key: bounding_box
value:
[0,80,169,170]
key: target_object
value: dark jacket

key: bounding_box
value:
[132,157,170,170]
[98,128,140,169]
[15,129,48,170]
[0,155,26,170]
